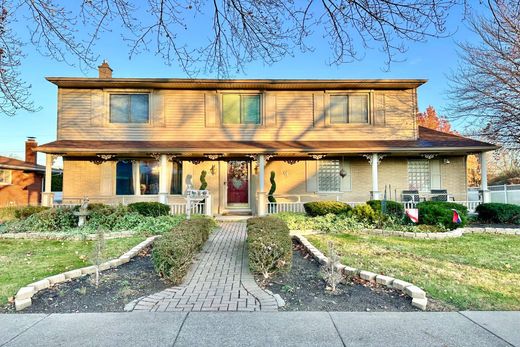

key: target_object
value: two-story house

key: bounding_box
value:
[36,62,497,215]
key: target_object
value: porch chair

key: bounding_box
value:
[430,189,451,202]
[401,190,420,204]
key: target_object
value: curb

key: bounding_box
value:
[293,234,428,310]
[14,236,159,311]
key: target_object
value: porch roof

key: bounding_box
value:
[36,127,497,155]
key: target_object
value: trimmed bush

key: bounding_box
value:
[4,207,78,232]
[127,202,170,217]
[199,170,208,190]
[303,201,352,217]
[476,203,520,224]
[152,217,216,283]
[13,206,50,220]
[367,200,404,219]
[268,171,277,203]
[247,216,292,279]
[417,201,468,230]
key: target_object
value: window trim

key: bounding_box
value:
[0,169,12,185]
[219,91,263,127]
[325,91,372,126]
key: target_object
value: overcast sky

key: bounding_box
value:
[0,3,479,165]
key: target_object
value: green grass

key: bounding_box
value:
[308,233,520,310]
[0,237,145,305]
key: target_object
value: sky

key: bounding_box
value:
[0,2,483,166]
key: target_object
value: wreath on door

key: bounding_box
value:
[229,162,247,189]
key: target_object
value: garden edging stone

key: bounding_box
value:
[13,236,158,311]
[292,234,429,310]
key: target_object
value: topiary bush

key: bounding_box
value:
[152,217,216,283]
[268,171,276,203]
[127,202,170,217]
[303,201,352,217]
[417,201,468,230]
[475,203,520,224]
[199,170,208,190]
[247,216,292,279]
[367,200,404,219]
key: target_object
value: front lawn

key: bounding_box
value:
[307,233,520,310]
[0,237,145,305]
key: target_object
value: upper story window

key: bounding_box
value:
[329,94,369,124]
[110,94,149,124]
[222,94,261,124]
[408,159,430,192]
[0,169,12,185]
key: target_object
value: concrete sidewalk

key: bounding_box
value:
[0,311,518,347]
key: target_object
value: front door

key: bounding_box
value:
[227,161,249,207]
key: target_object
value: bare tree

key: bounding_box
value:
[448,0,520,148]
[3,0,468,116]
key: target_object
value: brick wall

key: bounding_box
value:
[0,170,43,206]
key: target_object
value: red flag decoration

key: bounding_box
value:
[452,209,462,224]
[405,208,419,223]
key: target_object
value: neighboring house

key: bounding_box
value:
[0,138,46,206]
[36,62,497,215]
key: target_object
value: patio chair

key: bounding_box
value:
[402,190,420,204]
[430,189,449,202]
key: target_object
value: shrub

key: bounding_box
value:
[152,217,216,283]
[351,204,377,223]
[247,216,292,279]
[417,201,468,230]
[3,207,78,232]
[268,171,276,203]
[199,170,208,190]
[476,203,520,224]
[0,207,18,223]
[275,212,369,233]
[303,201,352,217]
[12,206,50,220]
[127,202,170,217]
[367,200,404,219]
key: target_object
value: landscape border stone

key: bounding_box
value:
[13,236,158,311]
[292,234,429,310]
[0,231,139,241]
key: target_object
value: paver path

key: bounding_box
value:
[127,222,278,312]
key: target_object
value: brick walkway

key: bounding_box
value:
[126,222,278,312]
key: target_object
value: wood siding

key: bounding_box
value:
[57,88,418,141]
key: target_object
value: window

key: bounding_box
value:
[110,94,149,123]
[318,160,341,192]
[140,161,160,195]
[170,161,183,194]
[116,162,134,195]
[408,160,430,191]
[0,170,12,185]
[329,94,369,124]
[222,94,260,124]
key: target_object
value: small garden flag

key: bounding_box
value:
[405,208,419,223]
[452,209,462,224]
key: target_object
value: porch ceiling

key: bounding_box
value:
[36,127,497,156]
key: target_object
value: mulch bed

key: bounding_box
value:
[262,242,449,312]
[1,248,171,314]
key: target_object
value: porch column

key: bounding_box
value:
[158,154,169,204]
[257,154,267,216]
[371,153,381,200]
[42,154,54,207]
[479,152,490,203]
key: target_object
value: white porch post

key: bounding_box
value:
[158,154,169,204]
[257,154,267,216]
[42,154,54,206]
[480,152,490,203]
[371,153,381,200]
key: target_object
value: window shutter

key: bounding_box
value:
[205,92,218,127]
[430,159,441,190]
[306,161,318,193]
[100,162,114,196]
[340,159,352,192]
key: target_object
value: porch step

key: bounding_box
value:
[215,215,252,222]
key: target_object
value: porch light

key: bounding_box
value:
[339,169,347,178]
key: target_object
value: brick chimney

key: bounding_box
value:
[25,137,37,164]
[98,60,113,78]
